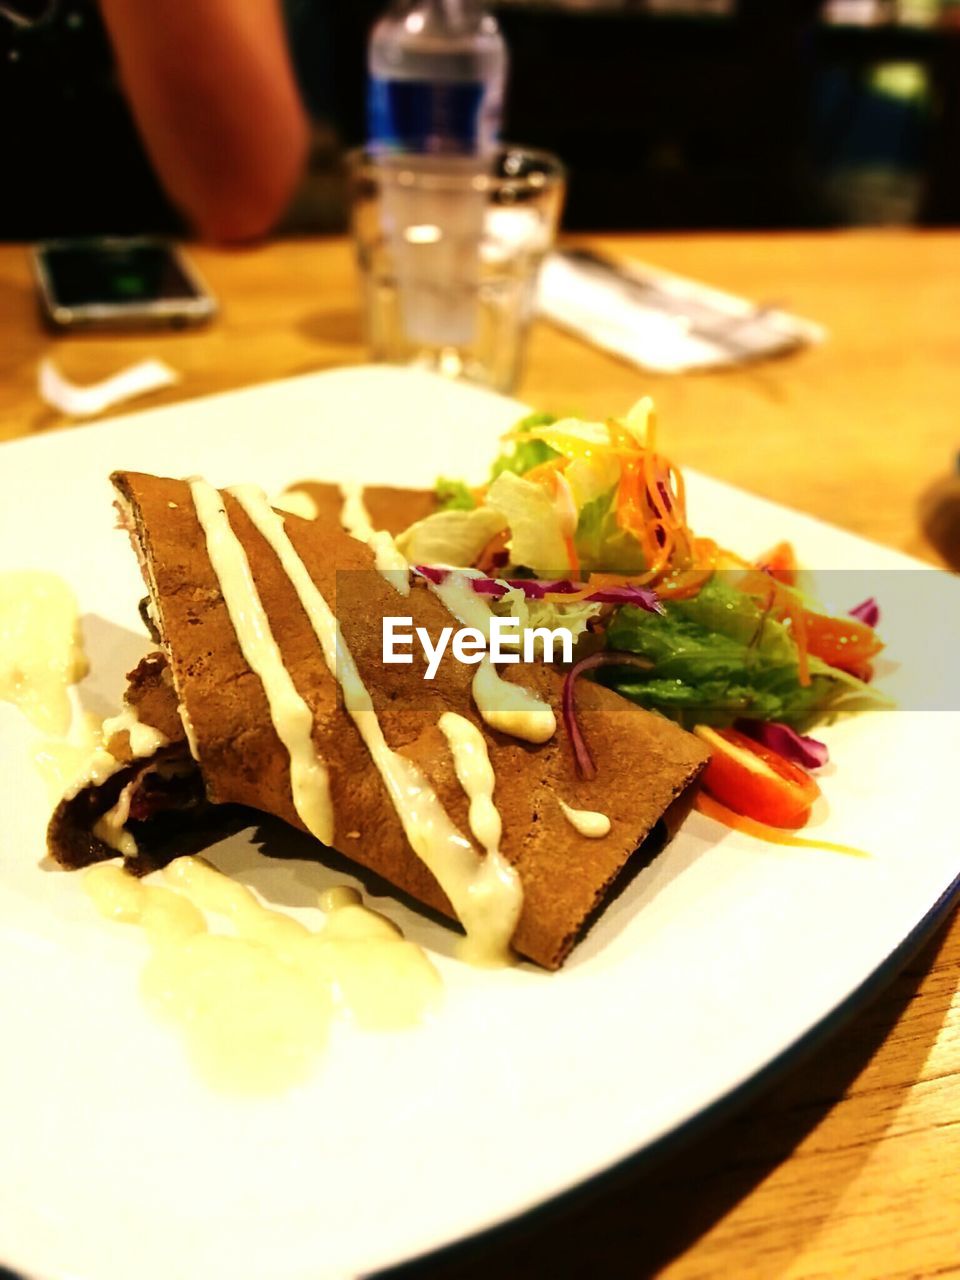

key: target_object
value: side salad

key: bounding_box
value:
[397,399,889,837]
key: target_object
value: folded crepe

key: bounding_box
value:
[48,472,708,969]
[47,652,247,875]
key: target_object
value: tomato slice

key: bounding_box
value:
[802,610,883,675]
[693,726,821,829]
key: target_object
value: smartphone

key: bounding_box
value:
[32,237,218,331]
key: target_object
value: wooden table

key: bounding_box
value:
[2,231,959,1279]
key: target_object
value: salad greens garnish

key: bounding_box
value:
[435,477,477,512]
[605,576,886,730]
[410,399,889,733]
[488,412,559,481]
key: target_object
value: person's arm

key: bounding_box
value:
[98,0,309,242]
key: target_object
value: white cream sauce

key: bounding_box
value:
[189,478,334,846]
[63,743,124,800]
[471,658,556,745]
[41,705,168,852]
[339,481,410,595]
[0,571,88,736]
[229,484,522,966]
[93,790,139,858]
[38,700,168,816]
[83,859,441,1094]
[559,799,611,839]
[438,713,522,964]
[102,703,168,760]
[438,712,500,853]
[34,710,105,799]
[427,570,556,745]
[274,488,320,520]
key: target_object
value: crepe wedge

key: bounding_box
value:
[48,472,708,969]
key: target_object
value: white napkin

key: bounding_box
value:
[537,251,826,374]
[39,357,180,419]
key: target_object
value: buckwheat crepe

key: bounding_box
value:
[48,472,708,969]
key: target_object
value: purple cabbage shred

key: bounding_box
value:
[736,720,829,770]
[414,567,662,613]
[849,597,880,628]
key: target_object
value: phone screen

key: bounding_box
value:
[40,242,202,308]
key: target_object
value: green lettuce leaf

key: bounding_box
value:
[488,412,559,481]
[435,476,477,512]
[485,471,569,573]
[575,485,647,575]
[396,507,507,568]
[604,574,890,729]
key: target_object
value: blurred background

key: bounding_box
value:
[3,0,959,239]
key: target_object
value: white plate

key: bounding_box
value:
[0,366,958,1280]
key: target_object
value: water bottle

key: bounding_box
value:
[367,0,507,157]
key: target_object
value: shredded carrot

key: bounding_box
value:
[669,461,688,526]
[786,595,811,687]
[607,421,658,568]
[562,536,580,577]
[695,792,870,857]
[604,417,700,590]
[666,463,694,562]
[503,414,719,603]
[616,456,654,563]
[639,453,676,579]
[735,569,812,687]
[642,449,670,524]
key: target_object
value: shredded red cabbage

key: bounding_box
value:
[849,597,880,628]
[414,567,662,612]
[737,720,829,770]
[562,651,654,779]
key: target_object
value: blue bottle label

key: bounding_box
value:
[368,77,489,154]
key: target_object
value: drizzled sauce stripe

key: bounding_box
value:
[339,482,411,595]
[438,712,501,856]
[188,478,335,846]
[438,712,522,966]
[426,571,557,745]
[228,484,522,965]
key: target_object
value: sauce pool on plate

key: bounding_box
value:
[84,858,443,1095]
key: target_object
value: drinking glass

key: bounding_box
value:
[348,147,565,394]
